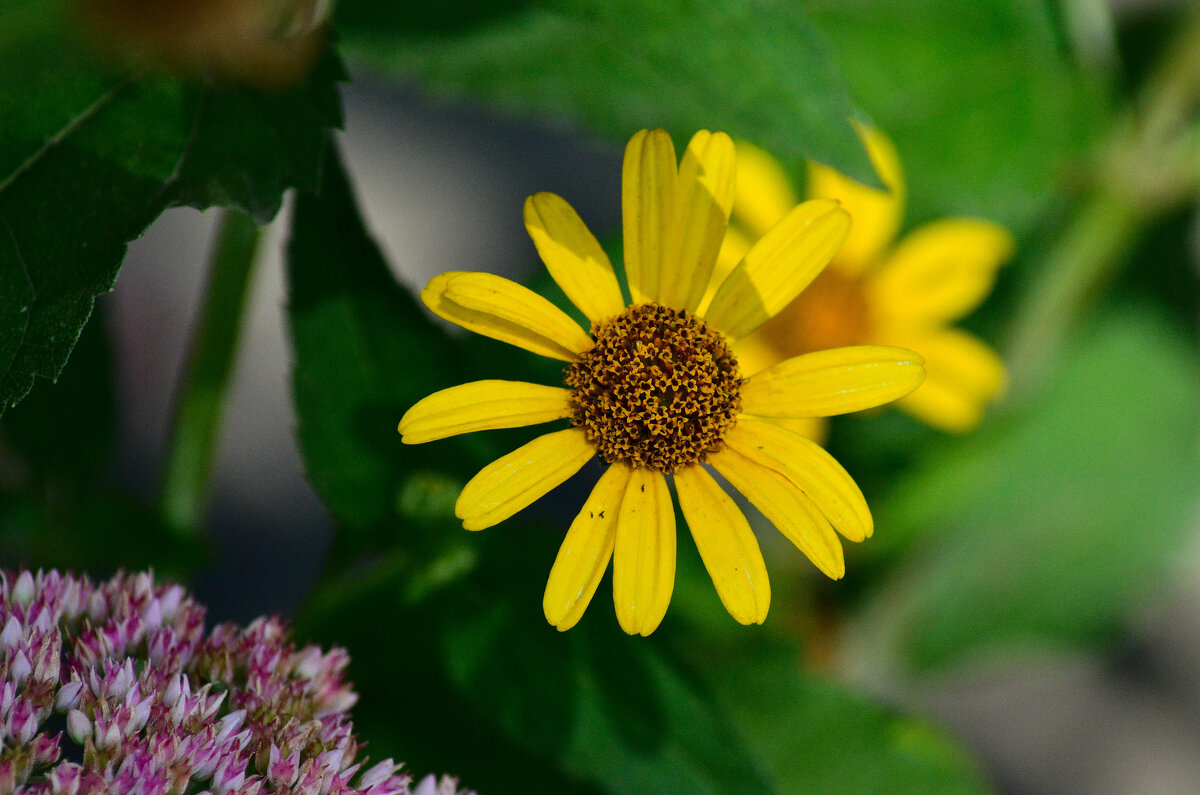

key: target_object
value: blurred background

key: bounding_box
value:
[3,0,1200,792]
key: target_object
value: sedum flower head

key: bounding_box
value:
[719,124,1014,435]
[398,129,926,636]
[0,569,472,795]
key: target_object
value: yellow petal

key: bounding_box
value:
[868,218,1015,327]
[725,417,872,542]
[729,333,778,378]
[704,225,753,315]
[674,464,770,625]
[437,272,594,359]
[523,192,627,324]
[398,380,573,444]
[807,123,905,273]
[661,130,736,312]
[703,199,851,340]
[732,140,798,237]
[455,428,594,531]
[421,273,587,362]
[710,448,844,579]
[769,416,830,444]
[543,463,631,631]
[612,467,676,636]
[741,345,925,418]
[891,328,1007,433]
[622,129,677,304]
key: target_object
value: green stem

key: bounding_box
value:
[158,209,261,537]
[1004,189,1145,390]
[1005,11,1200,392]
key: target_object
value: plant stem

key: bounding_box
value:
[1004,189,1145,390]
[159,209,261,537]
[1005,10,1200,392]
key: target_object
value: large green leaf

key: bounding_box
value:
[298,530,988,794]
[693,634,990,794]
[0,0,342,414]
[851,307,1200,672]
[286,142,494,546]
[807,0,1108,232]
[337,0,876,184]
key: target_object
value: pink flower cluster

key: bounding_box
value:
[0,570,472,795]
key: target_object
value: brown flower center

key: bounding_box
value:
[755,266,871,356]
[564,303,742,472]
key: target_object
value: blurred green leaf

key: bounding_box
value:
[338,0,876,184]
[0,486,201,578]
[854,307,1200,672]
[0,0,342,414]
[693,634,990,794]
[0,310,113,480]
[287,144,490,548]
[808,0,1109,232]
[302,508,989,794]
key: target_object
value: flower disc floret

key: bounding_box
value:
[565,303,742,472]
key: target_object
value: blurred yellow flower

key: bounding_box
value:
[399,130,925,636]
[716,126,1014,435]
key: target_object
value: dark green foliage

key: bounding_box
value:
[0,0,343,415]
[338,0,877,185]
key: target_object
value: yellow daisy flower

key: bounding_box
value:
[717,125,1015,435]
[398,130,926,636]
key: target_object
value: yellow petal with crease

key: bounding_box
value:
[675,464,770,625]
[703,199,850,340]
[807,123,905,273]
[441,272,594,358]
[742,345,925,417]
[422,273,586,362]
[524,192,626,324]
[663,130,736,311]
[543,463,631,631]
[710,448,845,579]
[455,429,594,531]
[612,467,675,636]
[622,129,677,304]
[868,218,1014,327]
[398,380,572,444]
[726,417,872,541]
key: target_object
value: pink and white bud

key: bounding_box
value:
[13,571,36,605]
[8,695,40,744]
[357,759,403,789]
[66,710,91,745]
[55,680,85,712]
[267,745,300,787]
[9,648,33,688]
[31,731,61,764]
[47,762,84,795]
[214,710,246,743]
[0,615,23,651]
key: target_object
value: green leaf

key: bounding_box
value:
[693,634,990,794]
[338,0,876,184]
[730,643,989,793]
[853,307,1200,672]
[0,307,114,481]
[286,143,488,542]
[0,0,342,414]
[807,0,1108,232]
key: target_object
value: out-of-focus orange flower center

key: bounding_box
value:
[756,267,871,357]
